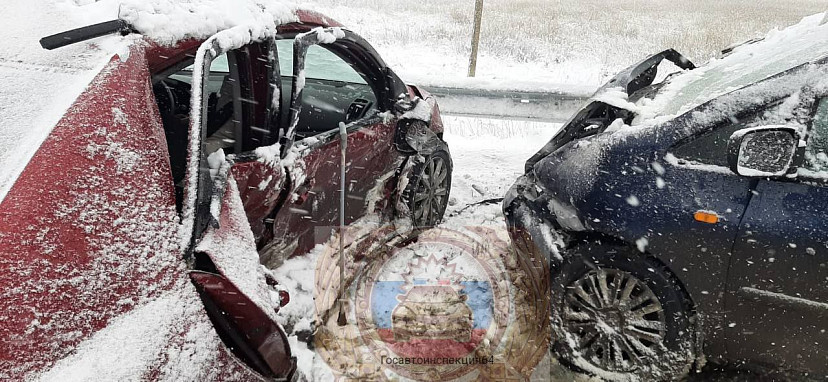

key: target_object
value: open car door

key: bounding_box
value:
[182,33,296,381]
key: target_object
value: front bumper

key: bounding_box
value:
[503,174,587,269]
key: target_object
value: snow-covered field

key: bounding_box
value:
[294,0,826,92]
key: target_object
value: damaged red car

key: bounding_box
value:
[0,6,451,381]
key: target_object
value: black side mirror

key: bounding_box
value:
[579,118,609,132]
[727,126,799,177]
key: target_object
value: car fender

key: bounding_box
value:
[0,44,184,378]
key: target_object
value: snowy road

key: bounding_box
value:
[441,115,560,226]
[275,115,571,380]
[441,116,587,381]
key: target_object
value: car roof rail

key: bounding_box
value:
[40,19,134,50]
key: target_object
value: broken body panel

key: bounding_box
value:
[505,42,828,375]
[1,9,448,380]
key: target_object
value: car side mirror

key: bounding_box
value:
[727,125,798,177]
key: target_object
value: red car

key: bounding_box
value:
[0,6,451,380]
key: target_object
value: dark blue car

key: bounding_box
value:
[505,15,828,381]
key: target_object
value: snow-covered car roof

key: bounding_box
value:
[610,12,828,126]
[0,0,320,203]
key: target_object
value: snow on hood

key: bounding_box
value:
[0,1,118,203]
[621,12,828,126]
[0,0,299,204]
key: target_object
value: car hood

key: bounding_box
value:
[629,12,828,125]
[0,1,118,203]
[526,12,828,174]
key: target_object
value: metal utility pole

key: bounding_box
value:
[337,122,348,326]
[468,0,484,77]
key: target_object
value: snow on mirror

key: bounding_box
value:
[732,127,797,177]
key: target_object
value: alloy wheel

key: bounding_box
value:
[412,154,449,227]
[562,268,666,373]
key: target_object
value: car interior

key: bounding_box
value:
[272,39,378,140]
[152,53,242,210]
[151,38,380,211]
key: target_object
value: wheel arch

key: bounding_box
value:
[565,230,707,372]
[567,231,698,315]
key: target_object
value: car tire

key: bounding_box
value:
[403,149,452,229]
[550,241,696,381]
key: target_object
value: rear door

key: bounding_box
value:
[726,96,828,373]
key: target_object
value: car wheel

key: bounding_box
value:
[404,149,452,228]
[550,242,696,381]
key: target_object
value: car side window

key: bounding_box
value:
[275,39,379,139]
[803,97,828,173]
[672,103,787,167]
[202,53,244,155]
[152,50,250,206]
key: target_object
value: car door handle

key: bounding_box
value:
[294,181,312,205]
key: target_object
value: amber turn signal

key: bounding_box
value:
[694,211,719,224]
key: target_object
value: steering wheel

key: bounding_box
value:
[153,80,178,116]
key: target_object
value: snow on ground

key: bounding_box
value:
[441,116,560,227]
[273,115,564,380]
[292,0,826,93]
